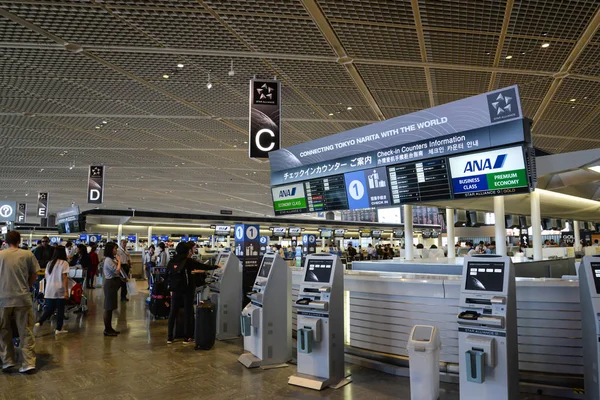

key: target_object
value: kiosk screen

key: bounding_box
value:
[258,257,274,278]
[304,260,334,283]
[465,261,505,292]
[591,262,600,293]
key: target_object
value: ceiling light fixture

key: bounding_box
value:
[328,113,334,116]
[206,72,212,89]
[589,166,600,174]
[162,74,169,79]
[570,98,576,102]
[505,55,513,60]
[102,120,107,124]
[177,63,184,68]
[347,106,352,110]
[541,43,550,48]
[228,59,235,77]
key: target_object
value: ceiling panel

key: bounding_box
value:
[357,64,428,91]
[424,31,499,67]
[430,69,492,94]
[419,0,506,32]
[320,0,414,26]
[498,38,574,71]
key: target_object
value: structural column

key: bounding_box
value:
[446,208,455,260]
[147,226,152,247]
[494,196,506,256]
[530,191,542,261]
[574,221,581,251]
[117,224,123,242]
[404,205,414,261]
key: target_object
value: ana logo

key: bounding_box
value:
[0,205,13,218]
[279,187,297,198]
[487,88,519,122]
[464,154,507,173]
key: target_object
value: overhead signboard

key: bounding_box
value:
[360,229,372,238]
[319,228,332,239]
[37,192,49,218]
[17,203,26,223]
[87,165,105,204]
[272,183,307,216]
[272,227,287,236]
[388,157,452,205]
[344,167,392,209]
[214,225,231,236]
[449,146,529,198]
[56,206,80,223]
[393,229,404,238]
[0,201,17,222]
[288,227,302,236]
[249,79,281,159]
[372,230,383,238]
[160,235,169,242]
[305,175,348,213]
[334,229,345,237]
[270,86,528,185]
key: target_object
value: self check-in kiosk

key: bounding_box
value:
[579,255,600,400]
[238,252,292,368]
[207,252,242,340]
[288,254,350,390]
[457,255,519,400]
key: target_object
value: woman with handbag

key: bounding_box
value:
[70,244,91,286]
[102,242,122,337]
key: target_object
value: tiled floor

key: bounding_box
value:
[0,283,562,399]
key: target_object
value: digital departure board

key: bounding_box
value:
[388,158,452,205]
[304,175,349,212]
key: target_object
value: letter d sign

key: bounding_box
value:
[89,189,100,201]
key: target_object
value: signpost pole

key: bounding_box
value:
[404,205,414,261]
[446,208,455,260]
[494,197,507,256]
[530,191,542,261]
[574,221,581,251]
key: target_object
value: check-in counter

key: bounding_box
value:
[584,246,600,257]
[290,263,582,389]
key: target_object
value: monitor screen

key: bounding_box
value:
[258,257,274,278]
[304,259,334,283]
[320,229,332,239]
[591,262,600,294]
[465,261,505,292]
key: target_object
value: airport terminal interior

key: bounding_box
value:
[1,1,600,399]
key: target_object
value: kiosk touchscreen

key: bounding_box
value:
[238,252,292,368]
[288,254,350,390]
[457,255,519,400]
[579,255,600,400]
[207,252,242,340]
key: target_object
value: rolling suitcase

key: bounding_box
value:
[150,280,170,319]
[195,299,216,350]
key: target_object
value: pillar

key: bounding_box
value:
[530,191,542,261]
[574,221,581,251]
[117,224,123,242]
[446,208,455,260]
[494,196,506,256]
[147,226,152,247]
[404,205,413,261]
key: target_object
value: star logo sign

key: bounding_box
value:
[39,193,46,200]
[256,83,274,101]
[91,166,102,177]
[491,93,513,116]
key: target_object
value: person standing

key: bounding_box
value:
[117,240,131,302]
[102,243,122,336]
[156,242,168,268]
[0,231,40,374]
[87,243,99,289]
[34,246,70,335]
[32,236,53,271]
[71,244,91,285]
[144,245,156,290]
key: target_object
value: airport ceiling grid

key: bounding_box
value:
[0,0,600,218]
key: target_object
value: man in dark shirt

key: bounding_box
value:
[32,236,53,269]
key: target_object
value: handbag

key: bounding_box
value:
[126,278,138,296]
[96,275,103,287]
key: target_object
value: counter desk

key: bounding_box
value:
[291,262,581,388]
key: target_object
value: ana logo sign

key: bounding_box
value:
[279,187,297,198]
[463,154,507,173]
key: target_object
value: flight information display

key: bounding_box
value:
[304,175,349,212]
[388,157,452,205]
[591,262,600,294]
[465,262,505,292]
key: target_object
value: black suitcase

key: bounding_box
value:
[195,300,216,350]
[150,280,170,319]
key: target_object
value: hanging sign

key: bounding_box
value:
[0,201,17,222]
[37,192,49,217]
[87,165,105,204]
[249,79,281,158]
[17,203,26,222]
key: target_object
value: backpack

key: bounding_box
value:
[167,258,188,292]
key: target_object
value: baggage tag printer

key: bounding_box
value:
[207,252,243,340]
[457,255,519,400]
[238,252,292,368]
[579,255,600,400]
[288,254,351,390]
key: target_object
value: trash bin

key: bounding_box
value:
[407,325,441,400]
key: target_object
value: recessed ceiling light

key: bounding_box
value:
[541,43,550,48]
[162,74,169,79]
[571,106,575,109]
[25,193,28,196]
[233,145,237,148]
[347,106,352,110]
[95,126,100,129]
[177,63,184,68]
[570,98,576,102]
[584,96,588,99]
[485,51,491,55]
[505,55,513,60]
[102,120,107,124]
[328,113,334,116]
[243,141,248,144]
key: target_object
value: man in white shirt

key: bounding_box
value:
[0,231,40,374]
[117,240,131,302]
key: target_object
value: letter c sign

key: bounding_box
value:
[255,129,276,152]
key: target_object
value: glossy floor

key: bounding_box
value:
[0,283,559,400]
